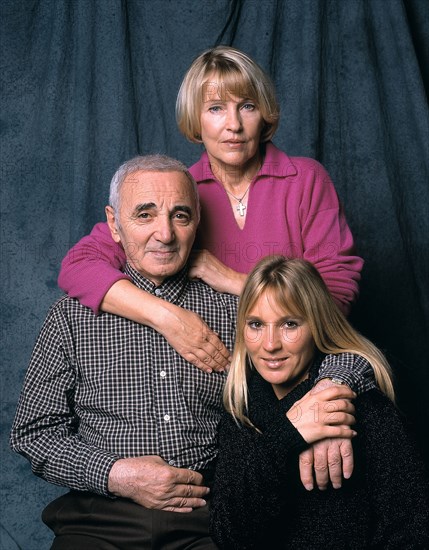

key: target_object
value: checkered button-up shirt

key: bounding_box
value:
[10,264,238,496]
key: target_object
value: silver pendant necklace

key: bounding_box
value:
[225,183,251,216]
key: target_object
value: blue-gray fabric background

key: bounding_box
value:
[1,0,428,547]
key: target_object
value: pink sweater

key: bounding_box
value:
[58,143,363,314]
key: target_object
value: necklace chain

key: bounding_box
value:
[225,183,251,216]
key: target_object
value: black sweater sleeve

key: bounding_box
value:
[355,390,429,549]
[210,408,307,550]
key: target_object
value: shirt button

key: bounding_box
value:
[168,459,175,466]
[164,414,170,422]
[155,288,162,296]
[160,371,167,378]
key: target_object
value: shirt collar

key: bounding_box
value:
[124,263,189,305]
[189,142,298,184]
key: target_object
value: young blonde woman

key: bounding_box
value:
[210,256,429,549]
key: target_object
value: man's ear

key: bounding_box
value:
[105,206,121,243]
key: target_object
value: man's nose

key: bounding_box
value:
[155,216,175,243]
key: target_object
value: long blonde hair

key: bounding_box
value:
[224,256,395,426]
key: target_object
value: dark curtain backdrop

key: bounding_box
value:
[1,0,428,547]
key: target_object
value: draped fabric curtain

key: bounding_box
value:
[1,1,428,546]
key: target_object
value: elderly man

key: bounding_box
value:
[11,154,368,549]
[11,155,238,549]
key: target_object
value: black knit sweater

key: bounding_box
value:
[210,360,429,549]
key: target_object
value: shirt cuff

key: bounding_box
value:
[315,353,376,394]
[84,448,122,496]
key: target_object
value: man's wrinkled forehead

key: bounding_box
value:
[120,170,197,210]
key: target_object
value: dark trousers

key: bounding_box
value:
[42,491,218,550]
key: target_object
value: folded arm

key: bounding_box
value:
[300,352,376,490]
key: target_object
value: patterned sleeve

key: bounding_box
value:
[9,302,120,495]
[315,352,376,394]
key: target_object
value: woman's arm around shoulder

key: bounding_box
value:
[58,222,129,313]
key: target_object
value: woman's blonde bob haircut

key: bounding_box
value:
[224,255,395,427]
[176,46,280,143]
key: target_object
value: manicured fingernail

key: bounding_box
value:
[333,483,341,489]
[304,484,313,491]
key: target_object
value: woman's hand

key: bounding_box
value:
[286,385,356,445]
[158,301,232,373]
[101,279,231,373]
[189,249,246,296]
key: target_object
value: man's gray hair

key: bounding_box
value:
[109,154,200,216]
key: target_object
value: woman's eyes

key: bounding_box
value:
[246,320,299,330]
[207,102,257,113]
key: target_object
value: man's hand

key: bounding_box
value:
[299,438,354,491]
[161,302,231,373]
[108,456,210,513]
[298,378,356,490]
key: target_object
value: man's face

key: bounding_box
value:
[106,170,199,285]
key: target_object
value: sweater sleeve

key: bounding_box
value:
[299,160,364,315]
[356,391,429,548]
[58,222,129,314]
[210,409,307,549]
